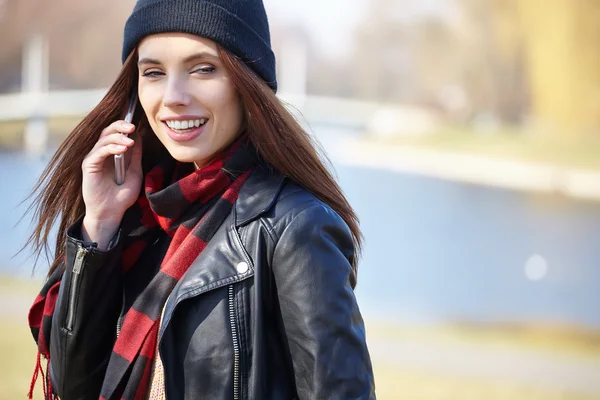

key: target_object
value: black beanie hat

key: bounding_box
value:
[122,0,277,91]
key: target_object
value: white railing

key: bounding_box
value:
[0,89,378,128]
[0,89,109,120]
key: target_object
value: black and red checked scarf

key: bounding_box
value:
[28,135,256,400]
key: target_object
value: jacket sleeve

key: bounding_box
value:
[49,220,123,399]
[271,203,376,400]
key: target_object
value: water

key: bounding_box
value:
[342,165,600,328]
[0,150,51,277]
[1,129,599,329]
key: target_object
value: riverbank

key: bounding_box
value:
[330,132,600,202]
[2,275,599,399]
[3,308,599,399]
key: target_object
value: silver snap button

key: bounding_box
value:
[236,261,249,274]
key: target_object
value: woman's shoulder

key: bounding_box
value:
[274,179,329,217]
[237,165,352,243]
[266,179,351,240]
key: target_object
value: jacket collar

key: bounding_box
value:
[235,163,286,227]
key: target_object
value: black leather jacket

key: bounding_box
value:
[49,165,376,399]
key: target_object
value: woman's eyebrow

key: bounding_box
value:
[182,52,220,63]
[138,57,161,66]
[138,52,219,67]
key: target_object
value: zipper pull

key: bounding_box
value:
[72,245,89,274]
[66,244,89,332]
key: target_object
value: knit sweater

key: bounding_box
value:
[146,300,169,399]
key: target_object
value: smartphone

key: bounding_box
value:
[114,92,138,185]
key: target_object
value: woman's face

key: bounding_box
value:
[137,33,244,167]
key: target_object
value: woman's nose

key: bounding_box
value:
[163,78,191,108]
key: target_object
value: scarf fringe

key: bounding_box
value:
[45,357,54,400]
[27,351,43,399]
[28,352,55,400]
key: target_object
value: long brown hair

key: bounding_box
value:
[26,45,362,287]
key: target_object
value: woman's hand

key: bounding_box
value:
[81,120,143,249]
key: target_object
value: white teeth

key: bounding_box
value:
[166,118,207,130]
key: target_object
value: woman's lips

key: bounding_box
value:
[163,121,206,142]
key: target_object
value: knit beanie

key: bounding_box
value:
[122,0,277,91]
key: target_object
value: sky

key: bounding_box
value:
[263,0,368,57]
[263,0,457,57]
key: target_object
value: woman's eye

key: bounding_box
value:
[193,66,215,74]
[141,70,164,78]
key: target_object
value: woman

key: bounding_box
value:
[27,0,375,399]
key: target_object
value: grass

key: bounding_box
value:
[373,361,598,400]
[0,319,44,400]
[367,320,600,399]
[378,126,600,171]
[3,317,597,400]
[2,276,599,399]
[366,320,600,365]
[0,277,43,297]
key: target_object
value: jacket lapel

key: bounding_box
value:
[159,165,286,339]
[234,164,286,227]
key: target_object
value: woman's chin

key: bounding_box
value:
[160,145,205,164]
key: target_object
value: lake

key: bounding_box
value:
[1,127,599,329]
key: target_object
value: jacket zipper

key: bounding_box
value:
[228,284,240,400]
[116,290,125,337]
[65,245,88,331]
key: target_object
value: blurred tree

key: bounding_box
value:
[0,0,136,90]
[409,16,471,113]
[457,0,530,124]
[3,0,597,134]
[348,0,600,132]
[515,0,600,133]
[350,0,416,102]
[461,0,600,132]
[346,0,518,123]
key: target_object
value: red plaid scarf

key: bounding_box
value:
[28,136,256,399]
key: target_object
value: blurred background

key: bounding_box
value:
[1,0,600,398]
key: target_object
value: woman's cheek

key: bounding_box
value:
[138,83,161,108]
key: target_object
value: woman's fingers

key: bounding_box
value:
[86,133,135,165]
[99,120,135,138]
[90,131,134,153]
[83,141,130,173]
[81,122,143,229]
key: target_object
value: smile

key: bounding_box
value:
[165,118,207,131]
[162,117,209,142]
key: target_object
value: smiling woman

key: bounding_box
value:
[24,0,375,399]
[137,35,245,166]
